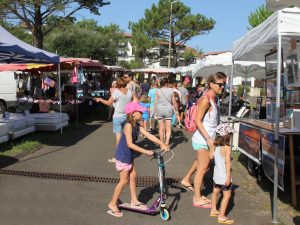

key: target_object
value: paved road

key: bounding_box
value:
[0,120,275,225]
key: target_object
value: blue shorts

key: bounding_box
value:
[142,114,149,121]
[192,141,209,151]
[113,115,127,133]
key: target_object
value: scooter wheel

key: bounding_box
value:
[160,208,170,221]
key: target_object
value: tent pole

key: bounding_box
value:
[58,63,62,134]
[228,61,234,119]
[272,34,281,224]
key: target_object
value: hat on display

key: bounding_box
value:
[216,123,236,136]
[125,102,147,114]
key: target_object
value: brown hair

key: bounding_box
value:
[115,77,127,88]
[160,78,169,87]
[206,72,227,89]
[140,94,149,103]
[214,133,232,146]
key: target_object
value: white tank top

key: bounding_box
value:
[192,97,219,145]
[213,146,227,185]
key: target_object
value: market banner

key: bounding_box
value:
[261,130,285,191]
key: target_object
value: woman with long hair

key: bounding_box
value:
[181,72,227,207]
[94,77,133,162]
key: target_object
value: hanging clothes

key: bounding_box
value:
[70,66,78,84]
[77,66,86,84]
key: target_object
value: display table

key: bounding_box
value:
[239,119,300,207]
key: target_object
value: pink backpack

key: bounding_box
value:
[185,94,210,133]
[184,103,198,132]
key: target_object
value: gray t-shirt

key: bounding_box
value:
[112,89,132,118]
[178,86,188,105]
[157,88,174,109]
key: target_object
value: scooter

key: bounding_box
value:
[118,150,174,221]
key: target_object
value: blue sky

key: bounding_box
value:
[78,0,266,53]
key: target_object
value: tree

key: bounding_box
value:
[248,4,273,30]
[129,0,215,67]
[44,20,125,65]
[0,0,110,49]
[118,59,145,69]
[183,47,203,65]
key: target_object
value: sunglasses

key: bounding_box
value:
[213,82,226,88]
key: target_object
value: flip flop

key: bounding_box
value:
[130,203,148,209]
[108,158,116,163]
[202,196,211,203]
[180,183,194,192]
[107,209,123,218]
[217,218,234,224]
[210,213,220,217]
[192,202,211,209]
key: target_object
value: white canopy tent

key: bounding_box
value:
[192,51,265,79]
[132,67,176,74]
[191,52,265,94]
[232,7,300,222]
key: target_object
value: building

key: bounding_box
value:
[117,32,199,68]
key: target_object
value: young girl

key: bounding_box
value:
[107,102,169,218]
[210,123,235,224]
[139,94,150,133]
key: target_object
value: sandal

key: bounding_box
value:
[180,183,194,192]
[130,203,148,209]
[210,212,220,217]
[218,218,234,224]
[107,209,123,218]
[192,202,211,208]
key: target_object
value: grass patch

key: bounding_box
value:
[0,140,42,157]
[0,111,104,158]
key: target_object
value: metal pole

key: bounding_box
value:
[58,63,62,134]
[168,2,173,68]
[272,34,281,224]
[228,61,234,118]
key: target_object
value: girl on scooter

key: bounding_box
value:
[107,102,169,218]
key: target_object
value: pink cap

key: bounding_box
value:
[125,102,147,114]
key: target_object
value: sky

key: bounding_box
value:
[78,0,266,54]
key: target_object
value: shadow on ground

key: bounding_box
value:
[0,111,105,168]
[237,153,300,209]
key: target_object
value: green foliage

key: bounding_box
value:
[44,20,124,64]
[248,4,273,30]
[129,0,215,66]
[182,47,202,61]
[0,0,110,48]
[118,59,145,69]
[236,85,250,97]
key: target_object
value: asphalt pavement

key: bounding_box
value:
[0,119,278,225]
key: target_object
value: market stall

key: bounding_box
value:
[232,7,300,217]
[0,25,65,135]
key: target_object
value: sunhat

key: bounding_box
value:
[125,102,147,114]
[216,123,236,136]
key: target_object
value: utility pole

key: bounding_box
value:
[168,1,179,68]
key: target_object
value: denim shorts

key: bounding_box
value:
[113,115,127,133]
[192,141,209,151]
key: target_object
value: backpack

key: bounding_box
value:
[184,94,210,133]
[184,102,198,132]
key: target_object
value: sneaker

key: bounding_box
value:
[147,128,153,132]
